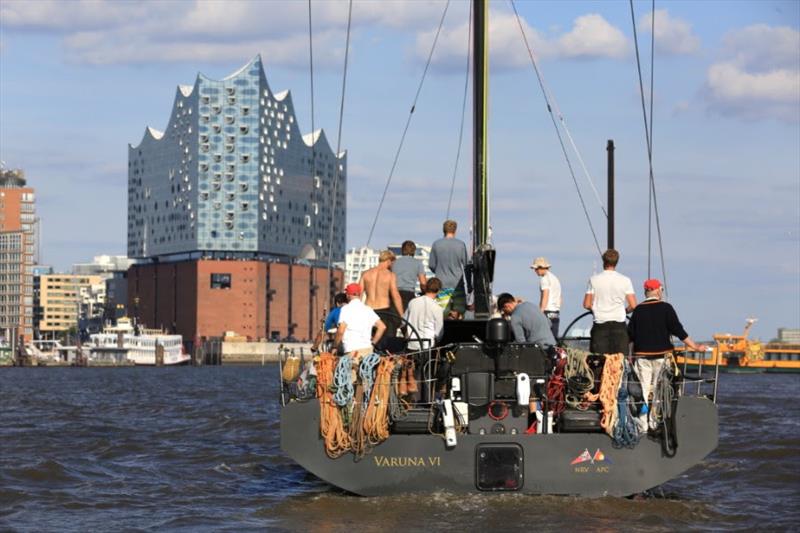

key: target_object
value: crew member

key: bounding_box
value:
[583,249,636,354]
[310,292,347,353]
[627,279,707,432]
[359,250,404,340]
[531,256,562,339]
[404,277,444,351]
[393,240,427,310]
[497,292,556,348]
[333,283,386,356]
[429,220,468,319]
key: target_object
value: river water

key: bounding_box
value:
[1,367,798,531]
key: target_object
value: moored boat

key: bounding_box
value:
[88,317,190,366]
[675,319,800,374]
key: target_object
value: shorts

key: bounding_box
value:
[375,307,402,338]
[590,321,629,354]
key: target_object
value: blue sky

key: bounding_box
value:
[1,0,798,340]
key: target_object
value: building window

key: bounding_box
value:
[210,273,232,289]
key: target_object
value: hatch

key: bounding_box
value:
[475,444,523,491]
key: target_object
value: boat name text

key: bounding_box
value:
[373,456,441,468]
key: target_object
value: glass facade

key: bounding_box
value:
[128,56,346,263]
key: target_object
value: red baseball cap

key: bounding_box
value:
[345,283,362,296]
[643,279,662,291]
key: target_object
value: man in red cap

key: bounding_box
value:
[627,278,707,432]
[333,283,386,356]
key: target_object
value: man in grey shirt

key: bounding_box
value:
[497,292,556,347]
[393,240,427,310]
[429,220,468,318]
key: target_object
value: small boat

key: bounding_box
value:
[88,317,190,366]
[675,319,800,374]
[279,0,719,497]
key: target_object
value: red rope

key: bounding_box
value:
[547,357,568,415]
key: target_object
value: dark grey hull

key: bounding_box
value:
[280,396,718,496]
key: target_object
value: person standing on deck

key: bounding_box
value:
[333,284,386,356]
[404,278,444,351]
[359,250,404,340]
[627,279,707,432]
[497,293,556,348]
[393,240,427,310]
[583,249,637,354]
[310,292,347,353]
[429,220,468,319]
[531,256,562,339]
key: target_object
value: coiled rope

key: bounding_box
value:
[316,353,351,458]
[651,356,677,456]
[361,357,397,449]
[333,354,354,407]
[546,357,568,416]
[389,362,409,422]
[585,353,624,435]
[358,352,380,404]
[612,358,640,448]
[564,348,594,409]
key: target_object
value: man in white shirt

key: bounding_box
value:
[404,278,444,351]
[582,249,637,354]
[531,256,562,339]
[333,283,386,356]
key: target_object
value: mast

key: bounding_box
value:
[472,0,494,318]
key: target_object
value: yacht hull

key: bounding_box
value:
[280,396,717,496]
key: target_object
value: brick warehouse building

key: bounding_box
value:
[126,57,346,345]
[127,260,343,344]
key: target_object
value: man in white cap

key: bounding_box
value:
[531,257,562,339]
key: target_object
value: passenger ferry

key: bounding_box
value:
[676,319,800,373]
[88,317,190,366]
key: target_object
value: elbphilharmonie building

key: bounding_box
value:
[127,56,346,264]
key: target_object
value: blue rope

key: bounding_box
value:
[359,352,381,404]
[613,360,640,448]
[333,354,354,407]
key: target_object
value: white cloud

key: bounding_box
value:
[704,25,800,122]
[640,9,700,55]
[418,10,627,72]
[721,24,800,72]
[706,62,800,121]
[0,0,439,67]
[556,14,628,59]
[0,0,143,31]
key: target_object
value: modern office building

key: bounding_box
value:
[127,55,346,263]
[72,255,135,277]
[37,274,104,335]
[0,168,36,340]
[126,57,346,343]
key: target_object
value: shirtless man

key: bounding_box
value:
[359,250,404,340]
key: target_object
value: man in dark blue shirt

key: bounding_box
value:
[627,279,707,432]
[311,292,347,353]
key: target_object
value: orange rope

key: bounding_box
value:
[585,353,624,436]
[316,352,351,458]
[362,356,397,447]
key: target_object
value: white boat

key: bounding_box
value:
[88,317,190,366]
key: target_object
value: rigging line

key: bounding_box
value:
[508,4,606,218]
[366,0,451,247]
[629,0,668,289]
[446,1,472,221]
[308,0,319,259]
[325,0,353,271]
[510,0,602,254]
